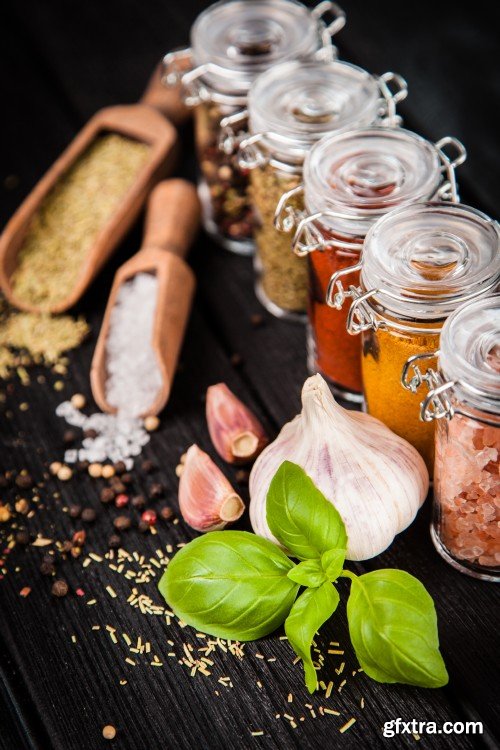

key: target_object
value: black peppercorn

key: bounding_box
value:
[235,469,250,486]
[137,520,150,533]
[159,506,174,521]
[131,494,146,509]
[113,515,131,532]
[68,504,82,518]
[81,508,97,523]
[100,488,115,504]
[15,530,30,545]
[51,579,69,597]
[108,534,122,549]
[114,461,126,475]
[15,473,33,490]
[110,480,126,494]
[121,473,133,486]
[149,482,164,499]
[141,459,155,474]
[63,429,77,445]
[83,429,98,440]
[40,560,55,576]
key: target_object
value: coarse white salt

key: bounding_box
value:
[55,273,162,466]
[105,273,162,416]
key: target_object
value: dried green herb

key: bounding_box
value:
[12,134,150,309]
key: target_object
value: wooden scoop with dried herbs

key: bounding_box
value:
[159,461,448,693]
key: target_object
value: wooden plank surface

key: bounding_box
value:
[1,1,499,749]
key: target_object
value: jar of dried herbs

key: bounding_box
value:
[402,295,500,580]
[283,127,466,402]
[233,60,390,320]
[343,202,500,473]
[162,0,345,255]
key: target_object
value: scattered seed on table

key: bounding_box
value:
[144,415,159,432]
[131,495,146,509]
[100,488,115,504]
[114,516,131,532]
[121,473,133,486]
[101,465,115,479]
[149,482,164,499]
[81,508,96,523]
[63,429,77,445]
[141,459,155,474]
[40,560,55,576]
[51,579,69,597]
[339,718,356,733]
[15,498,29,514]
[114,461,126,475]
[15,473,33,489]
[71,393,86,410]
[57,465,73,481]
[49,461,62,476]
[88,463,103,478]
[159,506,173,521]
[15,531,30,545]
[115,494,129,509]
[108,534,122,549]
[141,510,157,526]
[68,504,82,518]
[102,725,116,740]
[20,587,31,597]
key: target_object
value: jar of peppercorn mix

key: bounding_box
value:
[280,127,466,401]
[229,60,404,320]
[337,202,499,474]
[402,295,500,581]
[162,0,345,255]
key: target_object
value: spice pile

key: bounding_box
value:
[0,294,89,380]
[12,134,151,309]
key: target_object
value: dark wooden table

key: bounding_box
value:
[1,1,499,748]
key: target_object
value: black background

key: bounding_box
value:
[1,1,499,749]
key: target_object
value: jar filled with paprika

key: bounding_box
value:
[341,202,500,473]
[233,60,400,320]
[281,127,465,401]
[162,0,345,255]
[403,295,500,580]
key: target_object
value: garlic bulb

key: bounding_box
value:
[206,383,268,464]
[179,445,245,532]
[249,375,429,561]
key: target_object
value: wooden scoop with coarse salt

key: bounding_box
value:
[0,61,190,315]
[91,179,200,417]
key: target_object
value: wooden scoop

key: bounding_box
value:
[0,60,189,315]
[90,179,200,417]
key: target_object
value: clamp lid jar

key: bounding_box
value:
[405,295,500,581]
[163,0,345,255]
[237,59,389,321]
[348,202,499,473]
[283,126,464,402]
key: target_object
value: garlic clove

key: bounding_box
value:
[250,374,429,561]
[206,383,268,464]
[179,444,245,532]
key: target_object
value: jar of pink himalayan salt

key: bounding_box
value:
[403,295,500,581]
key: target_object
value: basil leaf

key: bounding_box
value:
[346,569,449,688]
[158,531,299,641]
[267,461,347,560]
[287,559,326,588]
[285,582,340,693]
[321,549,345,581]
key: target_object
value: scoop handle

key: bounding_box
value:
[140,62,191,127]
[142,179,200,260]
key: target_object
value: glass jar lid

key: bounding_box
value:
[248,60,380,158]
[440,295,500,414]
[191,0,322,95]
[304,127,442,237]
[362,202,500,321]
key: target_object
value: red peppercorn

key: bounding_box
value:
[141,509,157,526]
[115,494,129,508]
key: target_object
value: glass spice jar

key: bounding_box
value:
[403,295,500,581]
[162,0,346,255]
[279,127,466,400]
[230,60,403,321]
[338,202,499,474]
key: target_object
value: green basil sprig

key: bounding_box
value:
[159,461,448,693]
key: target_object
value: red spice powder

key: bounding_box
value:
[307,235,362,395]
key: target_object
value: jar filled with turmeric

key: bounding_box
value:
[340,202,500,472]
[232,60,399,320]
[403,295,500,580]
[162,0,345,255]
[281,127,465,401]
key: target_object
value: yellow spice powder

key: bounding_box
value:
[361,326,440,474]
[12,133,151,309]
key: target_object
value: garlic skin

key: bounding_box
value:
[206,383,268,464]
[179,445,245,532]
[249,375,429,561]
